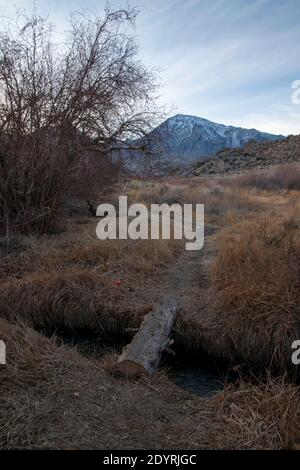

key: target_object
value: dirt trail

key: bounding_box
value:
[166,224,218,300]
[143,223,219,324]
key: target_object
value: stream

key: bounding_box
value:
[169,359,224,398]
[56,331,225,398]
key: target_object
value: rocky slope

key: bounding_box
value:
[147,114,283,165]
[189,134,300,176]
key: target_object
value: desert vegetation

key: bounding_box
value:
[234,163,300,190]
[1,167,300,449]
[0,6,300,453]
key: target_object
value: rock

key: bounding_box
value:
[189,134,300,176]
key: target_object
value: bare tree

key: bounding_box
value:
[0,6,161,233]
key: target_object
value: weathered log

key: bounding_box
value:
[117,296,178,377]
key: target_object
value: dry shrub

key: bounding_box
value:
[235,163,300,191]
[208,215,300,369]
[0,8,160,235]
[213,377,300,449]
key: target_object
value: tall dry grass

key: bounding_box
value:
[0,216,181,335]
[212,377,300,449]
[207,214,300,370]
[125,178,263,226]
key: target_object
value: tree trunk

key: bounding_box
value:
[117,296,178,377]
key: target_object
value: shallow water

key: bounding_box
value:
[170,361,224,398]
[50,331,225,398]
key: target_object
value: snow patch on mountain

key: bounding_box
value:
[148,114,284,165]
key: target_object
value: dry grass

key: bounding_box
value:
[0,318,78,448]
[205,213,300,370]
[184,185,263,225]
[2,175,300,449]
[125,178,263,226]
[2,317,300,450]
[0,227,180,278]
[0,181,182,346]
[0,269,152,335]
[0,235,180,337]
[234,163,300,191]
[212,377,300,449]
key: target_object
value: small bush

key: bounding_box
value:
[235,164,300,191]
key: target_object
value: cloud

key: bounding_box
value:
[138,0,300,134]
[231,112,300,136]
[0,0,299,134]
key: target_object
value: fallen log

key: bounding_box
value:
[117,296,178,377]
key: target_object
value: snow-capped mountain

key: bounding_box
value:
[147,114,284,165]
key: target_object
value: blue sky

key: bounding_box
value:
[1,0,300,135]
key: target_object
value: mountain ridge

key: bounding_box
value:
[146,113,284,166]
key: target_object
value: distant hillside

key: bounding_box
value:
[145,114,284,166]
[189,134,300,176]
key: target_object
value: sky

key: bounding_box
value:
[0,0,299,135]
